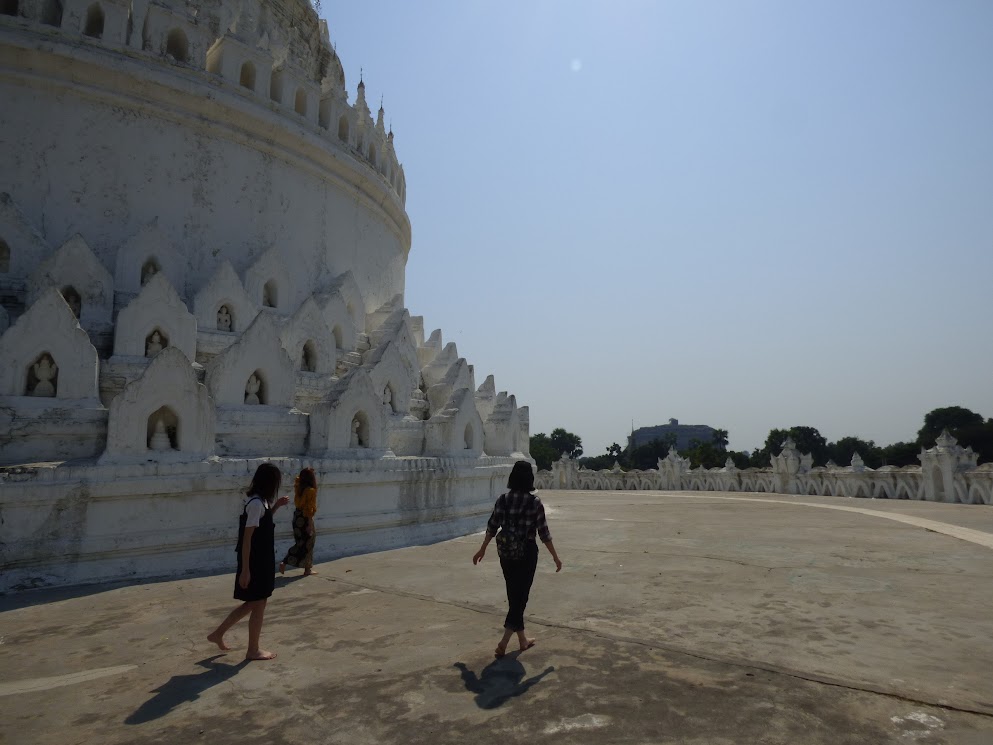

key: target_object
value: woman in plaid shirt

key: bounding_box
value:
[472,461,562,658]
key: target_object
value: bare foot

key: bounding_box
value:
[245,649,277,661]
[207,631,231,651]
[279,561,286,575]
[304,568,317,576]
[518,638,536,652]
[494,643,507,659]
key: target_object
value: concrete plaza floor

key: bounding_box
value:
[3,489,993,744]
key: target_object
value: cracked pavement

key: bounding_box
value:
[3,489,993,744]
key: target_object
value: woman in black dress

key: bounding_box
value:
[472,461,562,658]
[208,463,289,660]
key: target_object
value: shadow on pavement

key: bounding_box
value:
[0,571,231,612]
[274,573,307,588]
[125,655,249,724]
[453,654,554,709]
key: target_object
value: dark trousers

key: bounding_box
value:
[500,542,539,632]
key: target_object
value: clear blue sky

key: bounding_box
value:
[325,1,993,455]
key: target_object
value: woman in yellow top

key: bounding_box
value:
[279,467,319,576]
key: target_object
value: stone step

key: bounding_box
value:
[356,333,371,352]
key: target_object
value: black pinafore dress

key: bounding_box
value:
[233,496,276,602]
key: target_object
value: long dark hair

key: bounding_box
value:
[507,461,535,493]
[247,463,282,502]
[296,467,317,497]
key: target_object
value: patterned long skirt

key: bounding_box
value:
[282,508,316,569]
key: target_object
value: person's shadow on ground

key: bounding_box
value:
[454,655,554,709]
[125,655,249,725]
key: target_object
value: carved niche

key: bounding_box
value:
[244,247,295,314]
[192,261,258,334]
[204,313,296,407]
[424,387,484,457]
[308,368,387,456]
[279,296,336,375]
[101,347,215,461]
[113,220,186,300]
[27,234,114,331]
[113,273,197,359]
[0,288,99,400]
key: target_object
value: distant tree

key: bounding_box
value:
[879,441,920,468]
[728,451,752,469]
[758,426,829,466]
[579,453,617,470]
[747,448,771,468]
[529,433,558,471]
[530,428,583,471]
[916,406,984,447]
[826,436,881,469]
[963,420,993,464]
[679,429,732,469]
[549,428,583,459]
[913,407,993,464]
[580,442,626,471]
[683,439,727,469]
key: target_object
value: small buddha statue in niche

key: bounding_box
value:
[149,419,173,451]
[383,386,394,413]
[217,305,232,332]
[146,331,164,357]
[141,262,158,286]
[350,418,363,447]
[31,355,57,397]
[245,375,261,405]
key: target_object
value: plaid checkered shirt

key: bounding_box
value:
[486,491,552,543]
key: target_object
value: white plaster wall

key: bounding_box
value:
[0,13,533,591]
[0,403,108,466]
[0,191,51,280]
[0,38,409,314]
[214,407,308,456]
[0,457,516,592]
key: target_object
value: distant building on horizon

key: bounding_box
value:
[628,419,717,452]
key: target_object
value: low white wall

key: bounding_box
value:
[537,437,993,505]
[0,455,512,592]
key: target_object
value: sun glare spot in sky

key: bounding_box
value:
[570,58,582,72]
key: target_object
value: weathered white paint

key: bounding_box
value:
[0,1,530,592]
